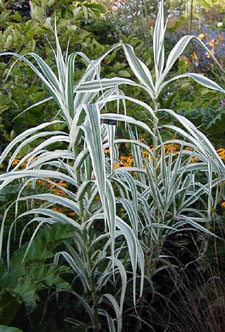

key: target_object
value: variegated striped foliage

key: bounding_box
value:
[0,1,225,330]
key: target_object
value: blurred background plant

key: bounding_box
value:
[163,26,225,146]
[0,0,153,155]
[0,0,110,153]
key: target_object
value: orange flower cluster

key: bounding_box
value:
[39,180,75,216]
[207,34,223,55]
[12,156,38,167]
[191,156,199,163]
[51,206,76,217]
[120,154,133,166]
[49,180,68,197]
[51,207,64,213]
[11,158,77,216]
[12,158,29,168]
[164,144,180,155]
[114,153,133,169]
[113,145,155,169]
[112,144,200,169]
[27,176,69,198]
[32,178,68,191]
[12,158,20,166]
[187,33,223,61]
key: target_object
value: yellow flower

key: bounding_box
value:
[143,150,150,162]
[164,144,180,155]
[185,146,193,151]
[217,148,225,161]
[216,34,223,45]
[126,157,133,167]
[143,150,149,157]
[119,155,133,167]
[58,180,68,187]
[191,156,199,163]
[191,52,198,60]
[198,33,205,40]
[120,156,128,163]
[104,148,110,155]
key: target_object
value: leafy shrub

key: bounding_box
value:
[0,0,112,149]
[0,0,155,155]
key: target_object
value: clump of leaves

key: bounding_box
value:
[0,223,74,326]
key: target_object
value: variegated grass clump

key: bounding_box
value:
[0,1,225,331]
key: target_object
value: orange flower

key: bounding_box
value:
[185,146,193,151]
[191,156,199,163]
[114,163,124,169]
[37,179,47,185]
[143,150,149,157]
[221,201,225,209]
[51,207,63,213]
[54,190,66,197]
[216,148,225,161]
[119,155,133,167]
[191,52,198,60]
[12,158,20,166]
[143,150,150,162]
[68,211,77,217]
[58,180,68,187]
[164,144,180,155]
[120,156,128,163]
